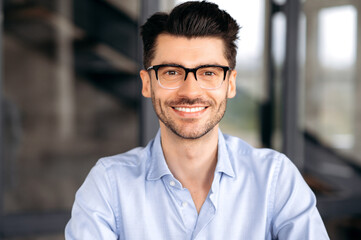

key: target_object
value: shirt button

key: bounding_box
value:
[182,201,188,207]
[169,180,176,187]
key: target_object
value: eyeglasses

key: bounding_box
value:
[147,64,231,90]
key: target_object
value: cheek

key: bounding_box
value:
[151,85,177,102]
[213,87,229,101]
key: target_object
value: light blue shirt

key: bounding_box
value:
[65,130,329,239]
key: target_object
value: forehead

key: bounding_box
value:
[152,34,227,67]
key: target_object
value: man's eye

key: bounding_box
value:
[204,71,215,76]
[166,71,178,75]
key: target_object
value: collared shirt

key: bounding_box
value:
[65,130,329,240]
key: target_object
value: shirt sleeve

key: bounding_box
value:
[65,161,118,240]
[271,154,330,240]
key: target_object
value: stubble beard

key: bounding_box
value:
[150,88,228,140]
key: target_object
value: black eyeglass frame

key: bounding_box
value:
[146,64,232,89]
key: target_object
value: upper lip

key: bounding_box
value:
[171,105,208,109]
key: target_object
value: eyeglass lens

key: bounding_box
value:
[157,66,225,89]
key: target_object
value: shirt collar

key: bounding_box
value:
[146,130,172,181]
[146,129,236,181]
[215,129,235,178]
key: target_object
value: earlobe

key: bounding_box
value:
[227,70,237,98]
[140,70,151,98]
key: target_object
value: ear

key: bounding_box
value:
[227,70,237,98]
[140,70,151,98]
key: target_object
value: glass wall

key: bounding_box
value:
[1,0,141,237]
[302,1,361,166]
[301,1,361,239]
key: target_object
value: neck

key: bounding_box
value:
[160,123,219,189]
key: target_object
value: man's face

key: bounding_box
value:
[140,34,237,139]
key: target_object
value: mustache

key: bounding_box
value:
[166,97,212,106]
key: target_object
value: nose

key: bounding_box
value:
[177,70,203,98]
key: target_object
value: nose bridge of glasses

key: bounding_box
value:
[184,68,198,81]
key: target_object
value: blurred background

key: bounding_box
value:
[0,0,360,239]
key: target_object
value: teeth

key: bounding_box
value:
[174,107,206,113]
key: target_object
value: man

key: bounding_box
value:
[65,1,329,239]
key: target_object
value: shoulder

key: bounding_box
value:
[221,133,301,189]
[98,146,148,169]
[92,140,154,182]
[223,133,287,168]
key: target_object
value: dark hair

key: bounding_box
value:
[140,1,240,69]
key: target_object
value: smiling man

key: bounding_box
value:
[65,1,329,239]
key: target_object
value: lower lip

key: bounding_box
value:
[172,107,208,118]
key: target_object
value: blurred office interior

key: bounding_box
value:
[0,0,361,239]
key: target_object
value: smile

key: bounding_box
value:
[173,107,207,113]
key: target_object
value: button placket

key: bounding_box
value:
[163,176,198,232]
[179,188,198,233]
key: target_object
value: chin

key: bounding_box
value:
[170,126,215,140]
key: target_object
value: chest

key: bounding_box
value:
[115,176,272,240]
